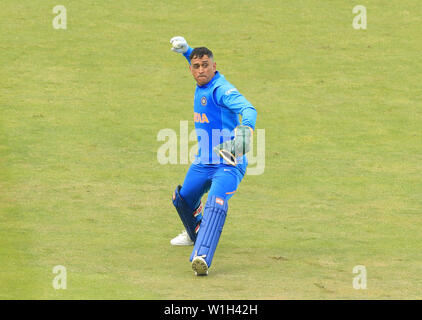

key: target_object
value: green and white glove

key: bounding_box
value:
[213,125,253,166]
[170,36,189,53]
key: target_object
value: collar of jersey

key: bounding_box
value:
[197,71,221,89]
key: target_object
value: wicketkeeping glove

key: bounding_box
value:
[170,36,189,53]
[213,126,253,166]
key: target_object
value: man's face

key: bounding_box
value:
[190,55,217,86]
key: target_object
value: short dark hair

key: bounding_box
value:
[190,47,214,60]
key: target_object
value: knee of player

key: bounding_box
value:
[205,195,229,209]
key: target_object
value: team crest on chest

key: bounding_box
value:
[201,96,207,106]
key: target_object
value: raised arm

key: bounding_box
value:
[170,36,193,65]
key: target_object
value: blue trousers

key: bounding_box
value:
[179,163,245,213]
[178,163,246,268]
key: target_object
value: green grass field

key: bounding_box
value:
[1,0,421,299]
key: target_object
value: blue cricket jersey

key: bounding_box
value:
[183,47,258,167]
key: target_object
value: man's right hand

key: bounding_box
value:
[170,36,189,54]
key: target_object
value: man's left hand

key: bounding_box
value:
[213,126,253,166]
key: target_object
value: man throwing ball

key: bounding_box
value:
[169,36,257,276]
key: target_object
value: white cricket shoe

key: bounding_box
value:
[170,230,193,246]
[192,256,209,276]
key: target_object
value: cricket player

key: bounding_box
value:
[169,36,257,276]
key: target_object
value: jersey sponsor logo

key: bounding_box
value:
[201,96,207,106]
[225,88,238,95]
[216,197,224,206]
[194,112,210,123]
